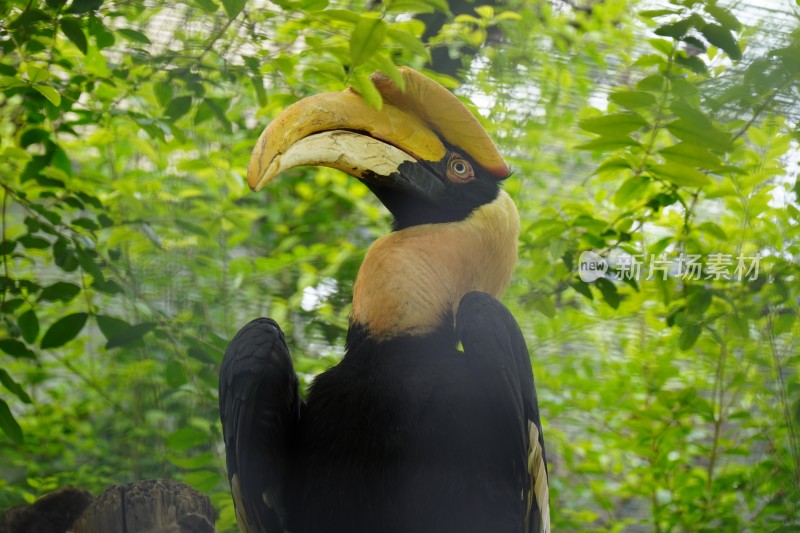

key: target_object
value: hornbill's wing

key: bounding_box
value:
[219,318,302,533]
[456,292,550,533]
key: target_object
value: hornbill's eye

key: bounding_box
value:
[446,153,474,183]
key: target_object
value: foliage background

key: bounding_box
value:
[1,0,798,531]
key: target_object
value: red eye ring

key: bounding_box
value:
[446,153,474,183]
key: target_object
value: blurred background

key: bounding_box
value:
[0,0,798,530]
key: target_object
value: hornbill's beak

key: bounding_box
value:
[247,68,510,206]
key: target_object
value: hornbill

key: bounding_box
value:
[219,67,550,533]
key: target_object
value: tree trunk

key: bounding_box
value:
[0,479,216,533]
[71,479,215,533]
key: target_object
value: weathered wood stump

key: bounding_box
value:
[73,479,215,533]
[0,480,216,533]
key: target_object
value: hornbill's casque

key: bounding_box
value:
[219,67,549,533]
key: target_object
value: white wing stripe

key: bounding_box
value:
[528,421,550,533]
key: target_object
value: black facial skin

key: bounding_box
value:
[362,144,504,231]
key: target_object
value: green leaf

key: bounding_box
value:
[0,339,36,359]
[153,83,173,108]
[666,119,732,152]
[0,240,16,255]
[672,101,715,126]
[21,128,50,147]
[0,399,23,444]
[474,5,494,19]
[350,70,383,110]
[18,310,40,344]
[579,113,648,135]
[687,287,712,318]
[165,360,188,387]
[193,0,219,12]
[9,9,50,29]
[92,278,122,295]
[772,312,796,336]
[705,5,741,32]
[636,74,666,91]
[200,98,232,133]
[104,322,157,349]
[88,16,115,48]
[531,295,556,318]
[682,36,707,53]
[75,248,104,281]
[367,53,405,89]
[39,281,81,303]
[32,84,61,107]
[384,0,428,12]
[594,156,633,175]
[167,427,208,451]
[609,90,656,110]
[182,470,220,493]
[2,299,23,314]
[0,370,32,404]
[187,346,216,364]
[72,217,99,231]
[60,17,88,54]
[66,0,104,14]
[659,142,721,169]
[116,28,151,45]
[76,191,103,209]
[654,15,702,39]
[321,9,360,23]
[350,15,387,66]
[650,164,712,188]
[176,220,209,237]
[571,281,594,301]
[167,451,216,470]
[490,7,519,19]
[387,28,429,59]
[679,323,702,350]
[53,238,79,272]
[769,527,800,533]
[614,175,650,206]
[384,0,449,13]
[700,23,741,61]
[639,9,679,18]
[96,315,130,339]
[165,96,193,122]
[576,135,642,151]
[675,54,707,74]
[300,0,328,9]
[41,313,88,349]
[698,221,727,240]
[222,0,246,19]
[595,278,620,309]
[729,313,749,338]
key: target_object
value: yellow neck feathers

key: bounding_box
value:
[351,191,520,340]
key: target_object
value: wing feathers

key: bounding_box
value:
[456,292,550,533]
[219,318,301,533]
[528,422,550,533]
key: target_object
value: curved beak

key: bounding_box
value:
[247,68,510,202]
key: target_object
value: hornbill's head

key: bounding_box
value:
[248,67,520,340]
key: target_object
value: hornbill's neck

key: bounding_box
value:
[351,191,520,341]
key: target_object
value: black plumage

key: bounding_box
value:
[220,293,546,533]
[219,319,301,532]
